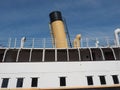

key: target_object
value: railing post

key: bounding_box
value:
[67,48,69,62]
[8,38,11,48]
[99,48,105,60]
[43,38,46,48]
[111,48,117,60]
[32,38,35,48]
[106,37,109,47]
[89,48,93,61]
[14,38,17,48]
[86,38,89,47]
[2,49,8,62]
[16,49,21,62]
[81,38,83,47]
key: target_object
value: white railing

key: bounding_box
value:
[81,37,116,47]
[0,37,117,48]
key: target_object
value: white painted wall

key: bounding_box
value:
[0,61,120,88]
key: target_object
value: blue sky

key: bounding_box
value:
[0,0,120,41]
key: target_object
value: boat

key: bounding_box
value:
[0,11,120,90]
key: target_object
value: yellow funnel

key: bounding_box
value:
[49,11,68,48]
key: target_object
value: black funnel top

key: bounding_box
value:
[49,11,63,23]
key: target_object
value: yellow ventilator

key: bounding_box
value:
[73,34,81,48]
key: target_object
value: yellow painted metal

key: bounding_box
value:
[73,34,81,48]
[50,20,68,48]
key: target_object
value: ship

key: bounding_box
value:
[0,11,120,90]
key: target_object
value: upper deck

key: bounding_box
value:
[0,37,120,63]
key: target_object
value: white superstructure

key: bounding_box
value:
[0,11,120,90]
[0,60,120,88]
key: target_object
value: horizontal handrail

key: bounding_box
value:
[0,37,117,49]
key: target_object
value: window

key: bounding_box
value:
[60,77,66,86]
[68,49,79,61]
[112,75,119,84]
[87,76,93,85]
[45,49,55,62]
[31,49,43,62]
[80,49,91,61]
[18,49,30,62]
[4,49,18,62]
[57,49,67,61]
[16,78,24,88]
[102,48,115,60]
[31,78,38,87]
[1,78,9,88]
[91,48,103,61]
[99,76,106,85]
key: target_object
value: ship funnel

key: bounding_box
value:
[49,11,68,48]
[73,34,81,48]
[114,28,120,46]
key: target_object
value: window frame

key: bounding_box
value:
[112,75,119,84]
[87,76,94,85]
[31,77,38,87]
[59,77,66,86]
[99,76,106,85]
[16,78,24,88]
[1,78,9,88]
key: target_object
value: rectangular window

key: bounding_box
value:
[1,78,9,88]
[16,78,24,88]
[87,76,93,85]
[60,77,66,86]
[99,76,106,85]
[31,78,38,87]
[112,75,119,84]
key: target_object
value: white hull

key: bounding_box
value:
[0,61,120,88]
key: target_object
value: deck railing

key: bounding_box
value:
[0,37,116,48]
